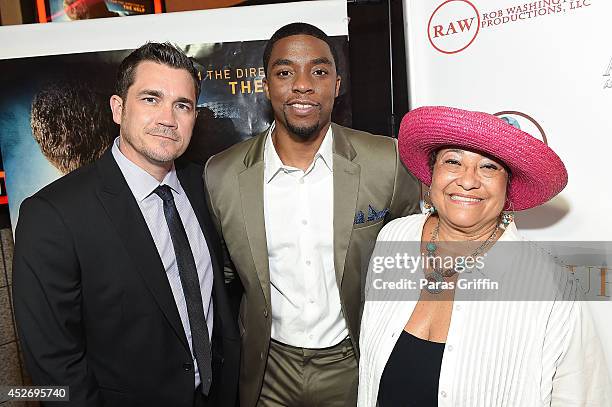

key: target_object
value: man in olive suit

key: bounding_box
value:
[205,23,420,407]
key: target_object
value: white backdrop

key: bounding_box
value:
[403,0,612,376]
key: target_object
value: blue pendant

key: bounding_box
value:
[425,270,444,294]
[426,242,437,253]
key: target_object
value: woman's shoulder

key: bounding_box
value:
[502,222,560,267]
[379,213,427,241]
[500,221,577,301]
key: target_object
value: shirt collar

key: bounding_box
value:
[496,219,521,242]
[111,137,181,202]
[263,122,333,184]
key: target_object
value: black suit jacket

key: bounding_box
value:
[13,150,239,407]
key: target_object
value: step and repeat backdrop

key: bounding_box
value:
[403,0,612,372]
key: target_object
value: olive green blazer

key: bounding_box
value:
[204,123,420,407]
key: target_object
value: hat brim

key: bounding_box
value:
[398,106,568,211]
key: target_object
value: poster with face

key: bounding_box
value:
[47,0,156,22]
[0,0,350,229]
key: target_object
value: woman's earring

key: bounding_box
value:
[501,200,514,227]
[501,212,514,227]
[422,190,436,214]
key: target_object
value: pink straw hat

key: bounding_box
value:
[398,106,568,211]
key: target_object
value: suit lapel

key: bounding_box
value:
[332,124,361,286]
[95,150,189,352]
[239,126,360,298]
[239,133,271,307]
[176,161,222,268]
[177,161,232,337]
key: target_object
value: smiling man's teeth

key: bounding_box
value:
[292,103,313,109]
[450,195,481,203]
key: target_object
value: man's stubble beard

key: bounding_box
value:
[283,111,323,141]
[120,122,181,165]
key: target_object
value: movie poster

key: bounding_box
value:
[0,0,350,230]
[48,0,156,22]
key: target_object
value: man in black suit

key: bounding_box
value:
[13,42,239,407]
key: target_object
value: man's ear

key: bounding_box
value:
[110,95,123,125]
[335,75,342,98]
[263,77,271,101]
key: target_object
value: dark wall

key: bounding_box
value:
[348,0,408,138]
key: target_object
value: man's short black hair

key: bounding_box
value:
[31,82,117,174]
[263,22,339,75]
[116,42,201,101]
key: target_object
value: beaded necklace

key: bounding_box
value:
[423,217,501,294]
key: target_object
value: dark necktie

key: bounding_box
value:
[154,185,212,395]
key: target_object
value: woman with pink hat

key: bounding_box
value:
[357,106,610,406]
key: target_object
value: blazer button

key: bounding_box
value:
[183,363,193,372]
[263,308,268,318]
[260,352,264,360]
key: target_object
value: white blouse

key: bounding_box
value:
[358,214,611,407]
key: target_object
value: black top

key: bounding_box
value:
[378,330,445,407]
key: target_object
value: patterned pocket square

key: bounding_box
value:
[354,205,389,225]
[354,210,366,225]
[367,205,389,222]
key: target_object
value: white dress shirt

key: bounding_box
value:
[112,138,213,388]
[358,214,611,406]
[263,123,348,348]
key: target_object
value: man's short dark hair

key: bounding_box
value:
[31,82,117,174]
[263,22,340,75]
[116,42,201,101]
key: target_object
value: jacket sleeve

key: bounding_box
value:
[12,196,103,407]
[388,138,421,220]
